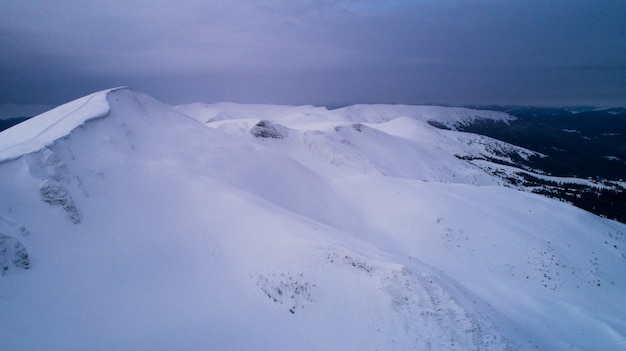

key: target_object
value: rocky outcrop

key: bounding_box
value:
[250,120,288,139]
[40,180,81,224]
[25,148,84,224]
[0,234,29,274]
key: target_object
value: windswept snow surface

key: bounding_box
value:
[0,88,119,162]
[0,88,624,350]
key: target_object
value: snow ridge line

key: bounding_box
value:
[0,87,126,164]
[30,92,107,142]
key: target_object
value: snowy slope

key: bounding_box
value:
[0,88,115,162]
[175,101,526,185]
[0,88,624,351]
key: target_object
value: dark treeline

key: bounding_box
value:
[457,106,626,223]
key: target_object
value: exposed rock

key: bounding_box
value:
[250,120,288,139]
[257,272,314,314]
[40,180,81,224]
[350,123,364,132]
[0,233,30,274]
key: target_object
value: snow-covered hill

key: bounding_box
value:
[0,88,624,350]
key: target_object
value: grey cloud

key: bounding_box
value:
[1,0,624,106]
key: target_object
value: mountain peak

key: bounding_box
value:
[0,87,130,163]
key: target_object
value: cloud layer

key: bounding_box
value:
[1,0,625,106]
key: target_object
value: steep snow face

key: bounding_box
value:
[0,88,624,351]
[0,88,118,162]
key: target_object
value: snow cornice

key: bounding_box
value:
[0,87,128,163]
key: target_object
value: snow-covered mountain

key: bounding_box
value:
[0,87,624,350]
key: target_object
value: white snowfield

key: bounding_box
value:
[0,87,624,351]
[0,88,116,162]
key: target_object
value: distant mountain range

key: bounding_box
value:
[0,103,55,133]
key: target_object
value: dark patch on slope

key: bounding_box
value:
[251,120,288,139]
[435,106,626,222]
[0,234,30,274]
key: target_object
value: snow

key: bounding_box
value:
[0,87,122,163]
[0,87,624,350]
[333,103,514,129]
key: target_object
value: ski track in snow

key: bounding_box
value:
[0,87,624,350]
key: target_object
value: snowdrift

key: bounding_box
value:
[0,87,624,350]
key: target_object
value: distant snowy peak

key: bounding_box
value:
[176,99,526,185]
[177,101,514,130]
[335,104,514,129]
[175,102,329,123]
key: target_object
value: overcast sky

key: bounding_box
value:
[1,0,625,106]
